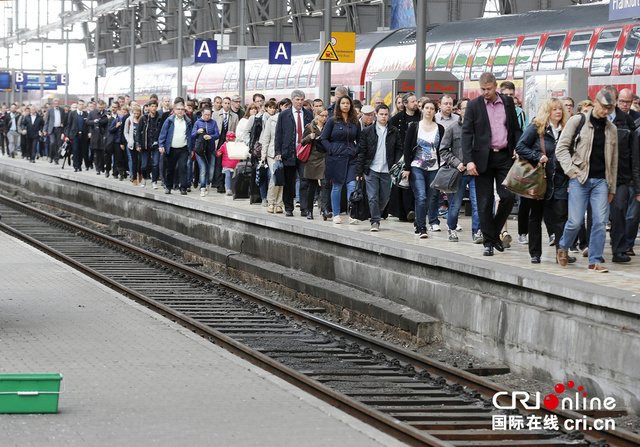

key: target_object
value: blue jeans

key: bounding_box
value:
[223,167,233,190]
[331,180,356,216]
[447,175,480,234]
[409,167,438,229]
[559,177,609,265]
[626,185,640,249]
[196,150,216,188]
[364,170,392,224]
[141,148,160,182]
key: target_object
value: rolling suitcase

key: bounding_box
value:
[231,159,252,199]
[249,161,262,204]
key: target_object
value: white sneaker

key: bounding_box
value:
[456,225,462,232]
[226,190,233,196]
[349,217,360,225]
[200,188,207,197]
[140,178,146,188]
[152,182,158,190]
[431,224,441,232]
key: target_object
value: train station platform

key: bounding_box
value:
[0,156,639,414]
[0,231,406,447]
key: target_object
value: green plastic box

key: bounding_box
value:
[0,374,64,414]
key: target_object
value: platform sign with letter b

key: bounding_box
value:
[194,40,217,63]
[269,42,291,65]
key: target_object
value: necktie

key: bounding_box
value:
[223,113,228,130]
[296,110,302,144]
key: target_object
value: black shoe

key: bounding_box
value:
[407,211,416,222]
[165,188,171,194]
[180,189,187,195]
[307,212,314,220]
[96,171,101,175]
[494,241,505,252]
[285,211,294,217]
[74,168,79,172]
[568,256,576,264]
[483,246,494,256]
[612,253,631,263]
[105,171,110,178]
[54,160,59,165]
[49,159,53,163]
[531,256,541,264]
[300,210,308,217]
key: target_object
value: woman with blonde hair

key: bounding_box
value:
[515,98,571,263]
[392,95,404,116]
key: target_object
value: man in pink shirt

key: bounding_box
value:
[461,72,523,256]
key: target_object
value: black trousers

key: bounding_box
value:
[517,197,530,235]
[50,127,64,162]
[93,149,105,172]
[26,137,38,161]
[296,161,309,213]
[164,146,188,191]
[113,144,127,176]
[610,183,629,256]
[283,165,297,212]
[475,150,516,247]
[71,136,87,170]
[526,198,568,257]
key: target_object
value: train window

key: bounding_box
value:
[256,63,269,90]
[492,38,517,80]
[229,66,238,91]
[451,42,473,80]
[434,44,454,70]
[246,63,260,90]
[287,59,302,89]
[470,40,495,81]
[514,36,540,79]
[620,26,640,75]
[222,67,231,91]
[591,28,622,76]
[564,31,593,69]
[309,61,319,87]
[538,34,566,71]
[266,65,279,90]
[277,64,290,89]
[424,45,436,69]
[298,58,313,88]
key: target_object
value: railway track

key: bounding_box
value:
[0,194,637,447]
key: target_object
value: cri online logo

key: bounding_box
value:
[493,380,616,412]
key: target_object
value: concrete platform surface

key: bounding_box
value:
[0,232,407,447]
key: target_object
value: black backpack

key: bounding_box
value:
[249,115,264,156]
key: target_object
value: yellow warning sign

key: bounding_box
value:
[331,32,356,63]
[318,42,339,62]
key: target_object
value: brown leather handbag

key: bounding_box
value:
[502,137,547,200]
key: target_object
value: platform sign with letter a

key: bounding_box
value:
[269,42,291,65]
[194,39,217,63]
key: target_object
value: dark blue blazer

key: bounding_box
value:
[274,107,313,166]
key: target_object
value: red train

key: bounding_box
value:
[74,2,638,106]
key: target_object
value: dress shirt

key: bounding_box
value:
[171,116,188,148]
[370,123,388,173]
[484,96,508,150]
[53,108,61,127]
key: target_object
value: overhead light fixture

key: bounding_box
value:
[311,11,323,17]
[264,20,274,26]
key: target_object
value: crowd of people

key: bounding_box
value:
[1,71,638,272]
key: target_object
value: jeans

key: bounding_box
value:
[6,130,19,156]
[141,148,160,182]
[625,185,640,249]
[559,177,609,265]
[331,180,356,216]
[223,167,233,191]
[409,167,438,229]
[365,170,392,224]
[196,150,216,188]
[447,175,480,234]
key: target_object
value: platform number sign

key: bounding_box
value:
[194,39,218,63]
[269,42,292,65]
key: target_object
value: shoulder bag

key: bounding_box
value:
[502,136,547,200]
[226,140,250,160]
[430,166,462,194]
[296,142,312,162]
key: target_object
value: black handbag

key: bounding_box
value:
[349,179,370,221]
[273,159,285,186]
[195,134,207,157]
[430,166,463,193]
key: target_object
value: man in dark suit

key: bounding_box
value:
[274,89,313,216]
[43,98,66,164]
[21,105,44,163]
[65,100,88,172]
[462,72,522,256]
[87,100,109,175]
